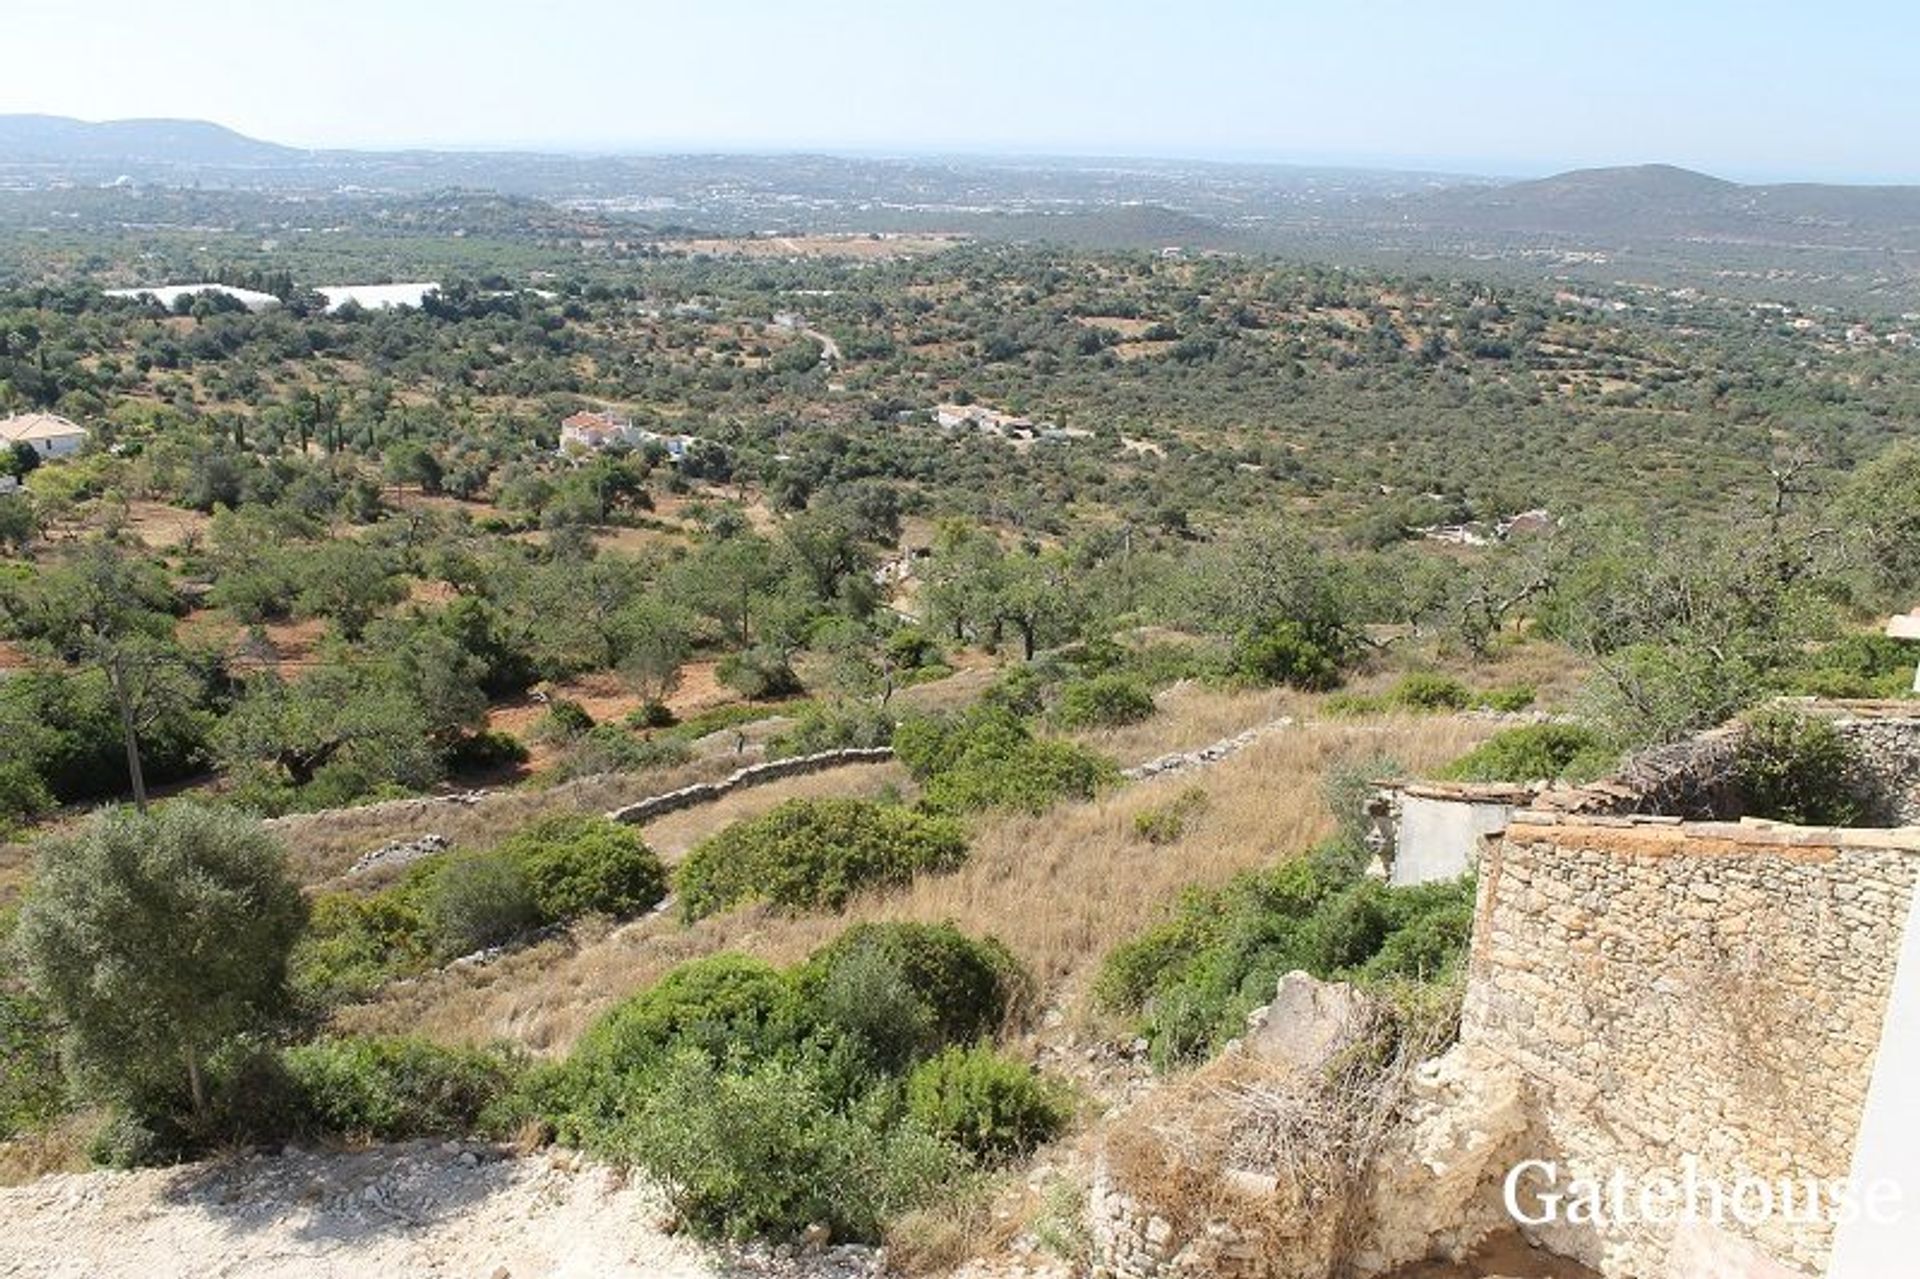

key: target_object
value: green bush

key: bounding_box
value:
[677,799,969,921]
[717,647,803,699]
[445,729,529,772]
[283,1036,520,1140]
[897,707,1117,815]
[555,724,693,779]
[1733,708,1867,825]
[538,698,596,740]
[1388,673,1470,711]
[1232,620,1344,691]
[1784,633,1918,700]
[497,813,668,921]
[1131,786,1208,845]
[290,890,431,1007]
[906,1045,1070,1164]
[0,988,66,1139]
[0,760,54,833]
[1439,723,1614,783]
[1056,674,1156,729]
[552,954,807,1142]
[766,702,897,757]
[1477,683,1538,713]
[627,699,677,729]
[1095,852,1474,1069]
[424,850,541,956]
[798,922,1026,1063]
[617,1050,960,1242]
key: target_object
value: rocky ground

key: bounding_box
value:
[0,1141,885,1279]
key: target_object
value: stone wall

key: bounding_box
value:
[604,747,894,824]
[1461,814,1920,1277]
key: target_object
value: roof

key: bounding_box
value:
[0,412,87,444]
[561,410,630,431]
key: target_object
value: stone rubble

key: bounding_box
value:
[347,832,453,877]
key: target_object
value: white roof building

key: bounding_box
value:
[0,412,88,459]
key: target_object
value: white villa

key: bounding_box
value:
[0,412,88,460]
[557,410,697,462]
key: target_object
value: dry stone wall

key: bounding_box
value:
[1461,814,1920,1277]
[604,747,895,824]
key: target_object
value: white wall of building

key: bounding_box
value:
[1392,795,1514,886]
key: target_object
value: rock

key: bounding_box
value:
[489,1268,511,1279]
[349,833,452,877]
[1241,970,1372,1074]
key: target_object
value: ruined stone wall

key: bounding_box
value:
[1831,709,1920,824]
[1461,816,1920,1277]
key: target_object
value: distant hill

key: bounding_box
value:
[0,114,300,167]
[1412,163,1920,244]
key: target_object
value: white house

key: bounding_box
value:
[0,412,88,460]
[558,410,698,462]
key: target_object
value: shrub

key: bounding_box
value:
[553,955,806,1141]
[0,760,53,833]
[898,707,1117,815]
[677,799,969,921]
[627,699,677,729]
[282,1036,520,1140]
[556,724,693,779]
[1439,723,1615,783]
[1477,683,1538,713]
[569,955,805,1086]
[717,647,803,699]
[538,698,596,741]
[423,850,541,956]
[0,988,65,1139]
[766,701,897,757]
[617,1050,960,1242]
[1095,852,1475,1068]
[290,891,430,1007]
[1733,708,1867,825]
[798,922,1026,1057]
[1131,786,1207,845]
[1388,672,1470,711]
[906,1045,1070,1164]
[444,729,529,772]
[498,813,667,921]
[1232,620,1344,691]
[1055,674,1156,729]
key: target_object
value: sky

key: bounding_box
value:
[2,0,1916,182]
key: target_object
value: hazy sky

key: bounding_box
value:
[3,0,1916,181]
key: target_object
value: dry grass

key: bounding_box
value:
[333,711,1489,1055]
[1072,682,1300,768]
[0,1111,96,1186]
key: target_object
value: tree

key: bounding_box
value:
[615,598,693,706]
[2,542,183,808]
[1836,444,1920,600]
[2,440,39,480]
[14,804,306,1126]
[0,491,35,553]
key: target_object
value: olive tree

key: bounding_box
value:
[14,803,307,1125]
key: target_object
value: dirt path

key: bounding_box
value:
[0,1141,881,1279]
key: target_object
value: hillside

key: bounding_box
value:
[1412,162,1920,245]
[0,114,300,167]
